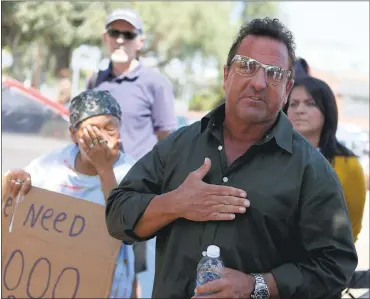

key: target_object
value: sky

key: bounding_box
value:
[155,1,370,102]
[278,1,369,75]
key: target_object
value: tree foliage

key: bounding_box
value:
[126,2,238,69]
[2,1,278,110]
[188,2,279,111]
[2,2,238,74]
[242,2,279,21]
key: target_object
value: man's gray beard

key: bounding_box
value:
[111,51,128,63]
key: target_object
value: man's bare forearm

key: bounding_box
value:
[130,276,140,298]
[244,272,280,299]
[264,273,280,299]
[133,190,181,238]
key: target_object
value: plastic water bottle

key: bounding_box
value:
[195,245,224,295]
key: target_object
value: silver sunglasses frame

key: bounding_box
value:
[231,55,292,82]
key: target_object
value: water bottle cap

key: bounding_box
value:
[206,245,220,258]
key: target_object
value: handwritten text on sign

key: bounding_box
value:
[1,187,121,299]
[3,249,79,298]
[3,196,14,218]
[23,203,85,237]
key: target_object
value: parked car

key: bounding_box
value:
[2,77,69,139]
[2,77,70,171]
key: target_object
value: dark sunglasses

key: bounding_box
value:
[107,28,139,40]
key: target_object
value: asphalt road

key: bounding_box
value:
[346,193,370,298]
[2,133,368,298]
[2,133,70,171]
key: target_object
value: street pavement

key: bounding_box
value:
[2,133,69,171]
[344,192,370,298]
[2,133,369,298]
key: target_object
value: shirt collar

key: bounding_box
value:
[103,60,143,81]
[200,103,293,154]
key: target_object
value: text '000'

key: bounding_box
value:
[3,249,80,298]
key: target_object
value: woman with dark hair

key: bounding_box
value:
[283,76,366,242]
[294,57,310,79]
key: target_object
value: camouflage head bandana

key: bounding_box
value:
[69,90,121,129]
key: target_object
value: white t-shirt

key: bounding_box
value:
[24,144,136,298]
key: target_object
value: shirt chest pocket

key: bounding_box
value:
[241,186,300,250]
[249,187,298,220]
[220,190,298,270]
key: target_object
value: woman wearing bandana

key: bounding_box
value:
[5,90,137,298]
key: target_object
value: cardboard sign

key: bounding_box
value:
[1,187,122,298]
[1,175,15,250]
[1,194,15,251]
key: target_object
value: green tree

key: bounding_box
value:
[2,1,278,101]
[242,2,279,21]
[2,2,239,76]
[109,2,239,70]
[13,2,109,73]
[1,2,110,80]
[188,1,279,111]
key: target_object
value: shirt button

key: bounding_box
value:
[222,177,228,183]
[218,145,223,151]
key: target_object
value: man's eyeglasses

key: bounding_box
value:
[231,55,292,85]
[107,28,139,40]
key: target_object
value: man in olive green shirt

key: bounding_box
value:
[106,18,357,299]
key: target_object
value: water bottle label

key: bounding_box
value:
[196,271,222,286]
[195,271,222,296]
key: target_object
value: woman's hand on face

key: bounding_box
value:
[78,125,120,173]
[6,169,32,199]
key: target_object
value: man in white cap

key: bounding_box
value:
[87,8,177,159]
[87,8,177,297]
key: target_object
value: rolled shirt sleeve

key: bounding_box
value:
[105,130,176,244]
[271,156,358,299]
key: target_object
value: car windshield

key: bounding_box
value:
[2,85,69,139]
